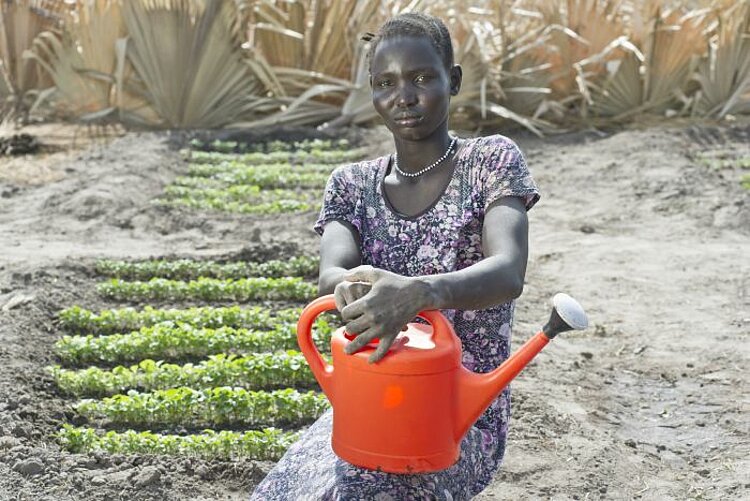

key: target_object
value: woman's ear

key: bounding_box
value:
[449,64,463,96]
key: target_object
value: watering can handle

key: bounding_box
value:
[297,296,337,396]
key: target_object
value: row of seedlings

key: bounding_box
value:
[52,253,336,461]
[159,138,366,215]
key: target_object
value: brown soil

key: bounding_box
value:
[0,120,747,500]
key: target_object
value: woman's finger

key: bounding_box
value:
[343,328,376,355]
[344,265,378,283]
[344,314,371,336]
[340,296,367,321]
[349,281,372,301]
[333,282,349,312]
[368,334,397,364]
[342,282,358,307]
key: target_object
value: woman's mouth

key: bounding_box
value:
[394,115,423,127]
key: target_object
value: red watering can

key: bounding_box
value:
[297,293,588,473]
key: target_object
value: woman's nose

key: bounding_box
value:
[395,84,417,108]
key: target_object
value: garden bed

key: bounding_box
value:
[0,121,748,500]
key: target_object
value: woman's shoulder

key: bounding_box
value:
[464,133,521,153]
[459,134,523,174]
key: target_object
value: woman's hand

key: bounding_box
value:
[333,280,372,313]
[334,265,434,363]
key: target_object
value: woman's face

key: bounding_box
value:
[370,36,459,142]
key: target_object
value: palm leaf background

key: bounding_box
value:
[0,0,748,131]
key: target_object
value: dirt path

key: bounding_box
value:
[0,122,747,500]
[478,123,749,500]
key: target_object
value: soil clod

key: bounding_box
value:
[12,458,45,476]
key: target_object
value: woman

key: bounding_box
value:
[251,12,539,500]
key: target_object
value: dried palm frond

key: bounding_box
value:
[0,68,9,98]
[488,3,553,120]
[251,0,382,82]
[480,1,559,133]
[574,38,643,118]
[243,0,385,127]
[573,4,710,120]
[24,30,107,116]
[67,0,158,125]
[0,0,65,117]
[251,0,306,75]
[337,41,379,126]
[122,0,279,128]
[640,8,708,115]
[531,0,626,101]
[24,1,117,117]
[230,97,343,129]
[691,1,750,117]
[415,1,553,134]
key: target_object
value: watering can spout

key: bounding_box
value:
[454,293,588,440]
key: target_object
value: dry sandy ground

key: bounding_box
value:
[0,120,747,500]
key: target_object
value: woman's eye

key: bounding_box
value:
[376,80,390,88]
[415,74,431,84]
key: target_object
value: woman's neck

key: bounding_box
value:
[392,126,453,175]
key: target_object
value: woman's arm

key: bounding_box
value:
[318,220,361,294]
[420,195,528,310]
[318,219,375,311]
[341,196,529,362]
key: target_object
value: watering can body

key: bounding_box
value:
[328,319,463,472]
[297,294,584,473]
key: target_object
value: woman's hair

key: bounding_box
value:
[363,12,454,73]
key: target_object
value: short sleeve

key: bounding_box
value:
[482,137,540,212]
[313,165,363,236]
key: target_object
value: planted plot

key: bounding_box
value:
[163,185,314,204]
[58,425,299,460]
[695,150,750,191]
[51,212,342,460]
[187,148,364,166]
[189,138,352,154]
[75,387,329,428]
[58,305,305,336]
[95,256,319,280]
[163,138,361,215]
[160,185,317,215]
[187,162,336,179]
[173,171,329,190]
[51,351,318,397]
[97,277,317,302]
[55,322,332,365]
[160,195,314,215]
[696,152,750,171]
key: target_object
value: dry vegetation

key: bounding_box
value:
[1,0,748,134]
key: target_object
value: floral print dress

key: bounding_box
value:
[250,134,540,500]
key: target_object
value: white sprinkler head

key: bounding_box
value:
[552,293,588,331]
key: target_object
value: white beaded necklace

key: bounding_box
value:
[393,137,457,178]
